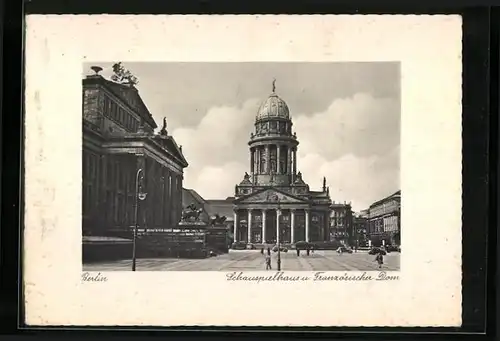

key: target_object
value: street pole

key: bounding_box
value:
[277,208,281,271]
[132,168,145,272]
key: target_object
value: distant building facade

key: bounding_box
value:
[367,190,401,246]
[232,82,332,244]
[329,202,353,244]
[82,67,188,238]
[353,210,369,247]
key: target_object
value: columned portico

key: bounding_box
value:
[232,204,327,244]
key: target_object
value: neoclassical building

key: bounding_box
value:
[232,82,332,244]
[82,65,188,238]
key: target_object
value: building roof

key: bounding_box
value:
[369,190,401,208]
[256,92,290,121]
[205,199,234,221]
[83,74,157,129]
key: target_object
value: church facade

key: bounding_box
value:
[232,82,332,244]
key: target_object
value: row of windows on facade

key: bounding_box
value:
[83,151,179,193]
[238,213,326,223]
[252,148,292,173]
[369,216,399,233]
[83,189,178,226]
[369,200,400,217]
[255,120,291,135]
[104,95,140,132]
[83,169,181,226]
[82,154,181,226]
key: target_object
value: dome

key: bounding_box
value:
[256,93,290,121]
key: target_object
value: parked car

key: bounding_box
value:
[313,241,342,250]
[294,241,311,250]
[272,245,288,252]
[231,241,247,250]
[336,246,353,254]
[247,243,257,250]
[368,247,387,255]
[385,245,399,252]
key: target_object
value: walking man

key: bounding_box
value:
[265,253,272,270]
[375,253,384,269]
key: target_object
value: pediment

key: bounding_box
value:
[153,136,188,167]
[236,188,307,204]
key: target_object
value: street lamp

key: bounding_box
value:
[276,200,282,271]
[132,168,148,271]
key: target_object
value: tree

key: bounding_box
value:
[111,62,139,86]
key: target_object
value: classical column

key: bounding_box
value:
[325,212,329,241]
[276,144,281,174]
[265,145,270,173]
[290,209,295,243]
[247,209,253,243]
[250,148,254,174]
[287,147,292,175]
[233,210,238,242]
[305,209,310,242]
[262,209,267,244]
[257,148,261,173]
[276,209,281,245]
[293,148,297,176]
[254,149,258,173]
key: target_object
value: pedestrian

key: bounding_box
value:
[296,248,300,256]
[260,247,264,255]
[306,248,310,256]
[375,253,384,269]
[267,247,271,256]
[265,254,272,270]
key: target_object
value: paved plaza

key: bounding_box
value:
[83,250,400,272]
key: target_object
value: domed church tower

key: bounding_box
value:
[249,79,299,187]
[232,80,332,246]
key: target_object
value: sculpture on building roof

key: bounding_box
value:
[272,78,276,93]
[323,176,327,191]
[181,203,204,222]
[111,62,139,86]
[210,213,227,226]
[159,117,168,136]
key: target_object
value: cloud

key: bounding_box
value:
[173,92,400,211]
[298,146,400,211]
[294,93,400,160]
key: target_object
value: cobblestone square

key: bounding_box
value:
[83,250,400,272]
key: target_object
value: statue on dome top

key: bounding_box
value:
[272,78,276,93]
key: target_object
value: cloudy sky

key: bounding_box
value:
[84,62,400,211]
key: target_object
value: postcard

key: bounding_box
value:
[24,14,462,327]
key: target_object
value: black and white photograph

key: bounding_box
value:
[25,15,463,327]
[81,62,401,272]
